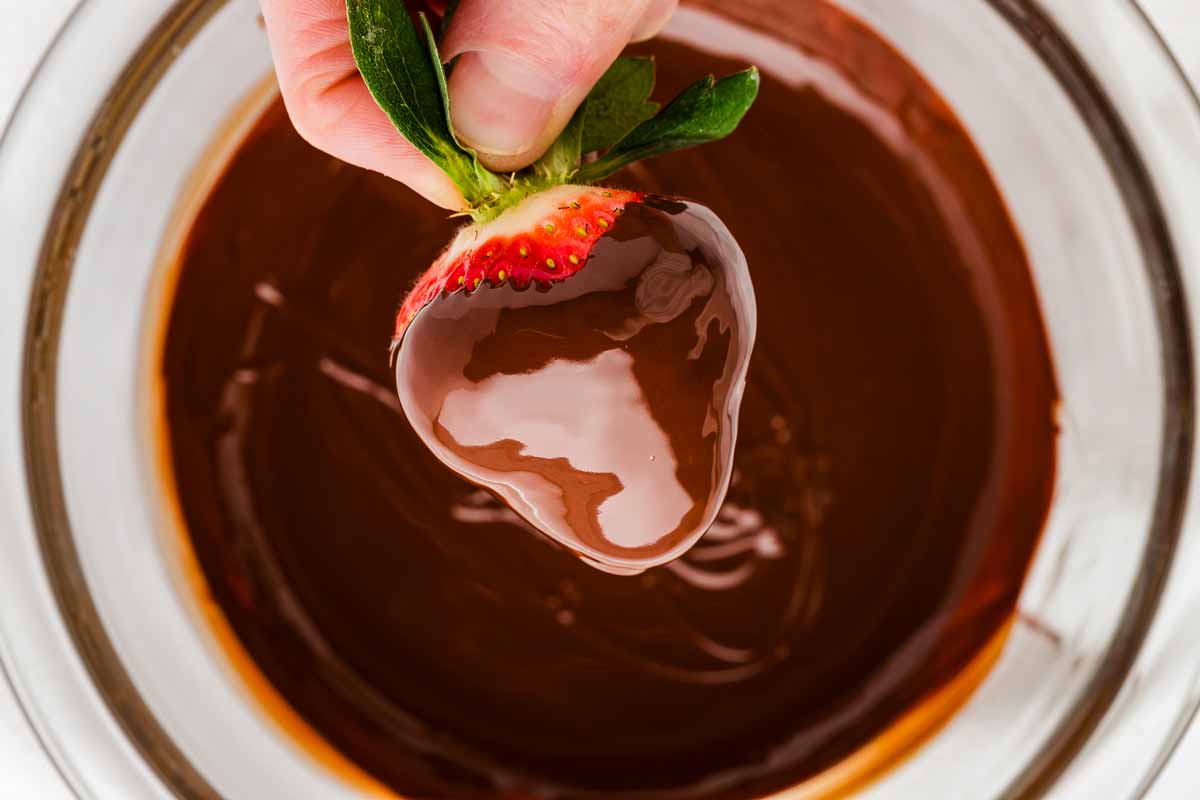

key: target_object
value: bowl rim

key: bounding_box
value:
[982,0,1196,795]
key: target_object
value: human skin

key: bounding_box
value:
[259,0,679,210]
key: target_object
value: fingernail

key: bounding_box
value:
[631,0,679,42]
[448,51,558,157]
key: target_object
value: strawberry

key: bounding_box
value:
[347,1,759,572]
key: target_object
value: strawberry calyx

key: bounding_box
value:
[346,1,759,225]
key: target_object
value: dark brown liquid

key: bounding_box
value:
[396,199,755,574]
[160,10,1057,799]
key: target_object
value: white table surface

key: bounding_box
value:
[1,1,1198,797]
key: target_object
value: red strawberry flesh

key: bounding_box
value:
[394,186,643,346]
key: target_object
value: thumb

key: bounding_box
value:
[442,0,678,173]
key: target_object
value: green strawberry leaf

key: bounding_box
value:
[419,13,459,145]
[577,67,760,183]
[418,14,500,196]
[533,104,586,181]
[345,0,454,164]
[580,57,659,155]
[346,0,500,202]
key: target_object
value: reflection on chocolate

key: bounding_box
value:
[395,200,755,574]
[160,11,1057,800]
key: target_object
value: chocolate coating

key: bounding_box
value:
[160,16,1057,800]
[395,199,755,574]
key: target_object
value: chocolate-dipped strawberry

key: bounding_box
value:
[348,0,758,573]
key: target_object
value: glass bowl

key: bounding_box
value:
[1,0,1199,797]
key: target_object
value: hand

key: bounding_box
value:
[259,0,679,211]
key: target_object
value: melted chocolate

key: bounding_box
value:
[395,199,755,574]
[160,13,1057,800]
